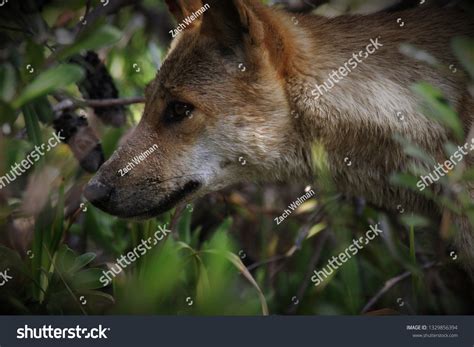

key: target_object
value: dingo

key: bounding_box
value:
[84,0,474,273]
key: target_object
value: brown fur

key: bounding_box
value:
[84,1,474,273]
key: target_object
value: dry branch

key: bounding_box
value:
[53,97,145,113]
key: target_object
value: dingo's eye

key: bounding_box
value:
[164,101,194,123]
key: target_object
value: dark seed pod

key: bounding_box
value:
[21,0,52,13]
[72,133,105,173]
[52,112,87,143]
[53,112,105,173]
[71,51,126,127]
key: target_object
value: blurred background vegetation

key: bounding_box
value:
[0,0,473,315]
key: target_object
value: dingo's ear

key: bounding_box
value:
[165,0,204,27]
[201,0,265,48]
[201,1,288,75]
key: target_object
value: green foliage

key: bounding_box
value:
[452,37,474,79]
[14,64,85,109]
[56,25,122,61]
[0,0,473,316]
[412,82,464,141]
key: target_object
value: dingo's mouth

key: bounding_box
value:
[129,180,202,219]
[84,179,201,219]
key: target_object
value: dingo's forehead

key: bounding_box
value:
[158,36,235,92]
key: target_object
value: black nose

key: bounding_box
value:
[84,180,113,206]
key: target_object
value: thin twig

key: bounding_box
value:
[247,254,289,271]
[76,0,137,32]
[78,0,93,33]
[361,261,439,314]
[170,204,185,241]
[0,25,33,35]
[247,209,324,271]
[53,97,145,113]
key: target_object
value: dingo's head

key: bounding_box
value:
[84,0,303,218]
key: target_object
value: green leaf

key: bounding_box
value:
[203,249,269,315]
[70,252,95,272]
[307,223,326,239]
[50,183,65,255]
[33,97,54,124]
[22,103,42,146]
[390,172,420,190]
[0,63,16,102]
[55,246,77,274]
[57,25,122,61]
[462,167,474,181]
[400,214,430,228]
[0,245,27,275]
[32,201,54,302]
[340,252,363,313]
[0,101,17,124]
[452,37,474,79]
[14,64,84,108]
[399,43,439,67]
[214,217,232,234]
[102,127,125,158]
[393,134,434,165]
[71,269,105,290]
[25,40,46,69]
[177,204,193,243]
[412,82,463,141]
